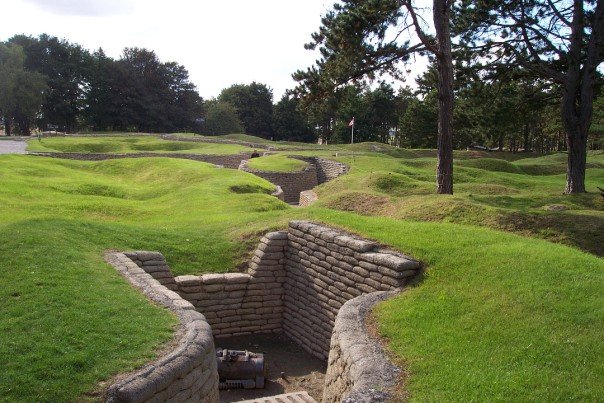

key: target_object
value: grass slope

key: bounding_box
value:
[246,154,308,172]
[314,150,603,256]
[0,145,602,401]
[27,136,249,155]
[0,155,286,401]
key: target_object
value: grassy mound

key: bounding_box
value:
[246,154,308,172]
[0,155,285,401]
[27,136,249,155]
[313,212,603,401]
[219,133,274,144]
[1,144,602,401]
[457,157,524,174]
[316,151,603,255]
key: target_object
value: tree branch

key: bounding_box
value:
[403,1,439,54]
[546,0,572,27]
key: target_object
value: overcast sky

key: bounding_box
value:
[1,0,429,100]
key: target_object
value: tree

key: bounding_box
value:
[0,43,22,135]
[9,34,89,132]
[332,85,370,143]
[456,0,604,193]
[365,82,400,143]
[218,82,274,138]
[273,93,315,142]
[294,0,456,194]
[0,43,46,135]
[590,95,604,149]
[400,93,439,148]
[85,49,129,131]
[202,100,244,135]
[11,70,47,135]
[85,47,203,132]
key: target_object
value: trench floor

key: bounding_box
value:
[216,333,326,402]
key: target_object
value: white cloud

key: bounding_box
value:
[1,0,430,100]
[23,0,134,16]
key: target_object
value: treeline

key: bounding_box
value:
[1,34,601,153]
[0,34,203,135]
[211,73,602,153]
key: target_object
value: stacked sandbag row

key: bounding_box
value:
[106,252,219,403]
[174,231,288,338]
[283,221,421,361]
[291,156,349,184]
[124,251,177,291]
[239,160,319,204]
[323,291,400,403]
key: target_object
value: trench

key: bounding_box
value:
[238,156,349,205]
[107,221,421,402]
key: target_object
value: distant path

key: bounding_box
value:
[0,140,27,154]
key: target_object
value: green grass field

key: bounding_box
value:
[1,135,602,401]
[246,154,309,172]
[27,135,249,155]
[310,149,604,256]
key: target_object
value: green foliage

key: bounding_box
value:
[201,101,244,135]
[273,93,315,142]
[399,93,438,148]
[218,82,274,138]
[0,43,47,135]
[589,97,604,149]
[3,35,204,134]
[293,0,414,98]
[9,34,89,132]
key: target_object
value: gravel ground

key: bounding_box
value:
[217,333,326,402]
[0,140,27,154]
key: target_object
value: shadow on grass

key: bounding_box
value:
[494,211,604,256]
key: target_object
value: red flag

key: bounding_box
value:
[348,117,355,127]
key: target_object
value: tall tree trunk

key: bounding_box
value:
[4,118,11,136]
[560,0,602,193]
[434,0,454,194]
[565,126,587,193]
[523,123,530,151]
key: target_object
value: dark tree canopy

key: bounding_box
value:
[272,93,315,142]
[294,0,456,194]
[0,43,47,135]
[202,100,244,135]
[218,82,274,138]
[112,47,203,132]
[8,34,89,132]
[1,34,203,134]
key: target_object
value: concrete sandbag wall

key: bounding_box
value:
[283,221,421,361]
[174,232,288,338]
[239,160,319,203]
[105,252,219,403]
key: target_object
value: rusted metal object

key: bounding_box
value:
[216,348,266,389]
